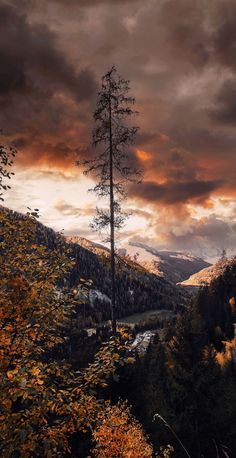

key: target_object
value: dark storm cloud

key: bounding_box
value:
[213,1,236,72]
[0,2,97,155]
[8,0,139,8]
[162,216,236,259]
[0,4,96,101]
[1,0,236,258]
[157,0,210,69]
[55,0,139,5]
[3,0,236,167]
[129,178,224,206]
[211,79,236,125]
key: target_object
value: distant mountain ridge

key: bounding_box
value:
[118,241,210,284]
[1,207,187,328]
[67,237,210,285]
[179,256,236,290]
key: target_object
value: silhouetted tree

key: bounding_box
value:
[78,66,141,333]
[0,135,17,201]
[220,248,227,261]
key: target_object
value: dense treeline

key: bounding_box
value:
[113,263,236,457]
[196,260,236,348]
[1,206,187,326]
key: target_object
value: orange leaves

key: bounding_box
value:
[216,330,236,368]
[2,399,12,410]
[31,366,41,376]
[0,208,152,457]
[28,329,37,341]
[92,402,153,458]
[229,296,236,315]
[0,208,79,456]
[6,368,18,380]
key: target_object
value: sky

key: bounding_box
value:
[1,0,236,260]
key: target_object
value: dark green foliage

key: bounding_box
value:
[118,285,236,457]
[197,261,236,348]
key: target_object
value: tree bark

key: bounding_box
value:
[108,76,116,334]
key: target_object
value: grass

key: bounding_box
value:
[118,309,174,327]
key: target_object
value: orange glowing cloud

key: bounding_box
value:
[136,150,153,162]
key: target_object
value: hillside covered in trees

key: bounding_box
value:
[1,206,187,328]
[1,202,236,457]
[0,204,158,457]
[112,260,236,457]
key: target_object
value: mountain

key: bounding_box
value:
[195,256,236,346]
[67,236,109,257]
[1,207,187,328]
[117,241,210,284]
[68,237,209,285]
[179,257,235,291]
[66,237,188,325]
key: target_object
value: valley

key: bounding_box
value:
[1,204,236,457]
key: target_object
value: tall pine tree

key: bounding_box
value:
[78,66,140,333]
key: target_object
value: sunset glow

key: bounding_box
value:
[1,0,236,260]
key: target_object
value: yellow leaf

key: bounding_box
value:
[126,357,135,364]
[31,367,41,376]
[7,371,14,380]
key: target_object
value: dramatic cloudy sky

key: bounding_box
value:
[2,0,236,259]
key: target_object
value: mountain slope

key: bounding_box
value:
[118,241,210,284]
[179,257,235,289]
[1,207,187,327]
[69,237,209,285]
[195,256,236,345]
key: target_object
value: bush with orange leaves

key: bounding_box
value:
[93,401,153,458]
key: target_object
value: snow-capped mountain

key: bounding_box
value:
[117,241,210,284]
[68,237,210,285]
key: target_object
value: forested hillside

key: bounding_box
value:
[118,241,210,284]
[1,204,236,457]
[0,204,159,457]
[69,237,209,284]
[180,256,235,288]
[1,206,187,327]
[114,260,236,457]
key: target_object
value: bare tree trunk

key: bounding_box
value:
[108,77,116,334]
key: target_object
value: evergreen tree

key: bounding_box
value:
[165,309,221,456]
[78,66,140,333]
[0,136,17,201]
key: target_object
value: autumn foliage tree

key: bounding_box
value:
[0,205,153,456]
[0,207,79,455]
[93,402,153,458]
